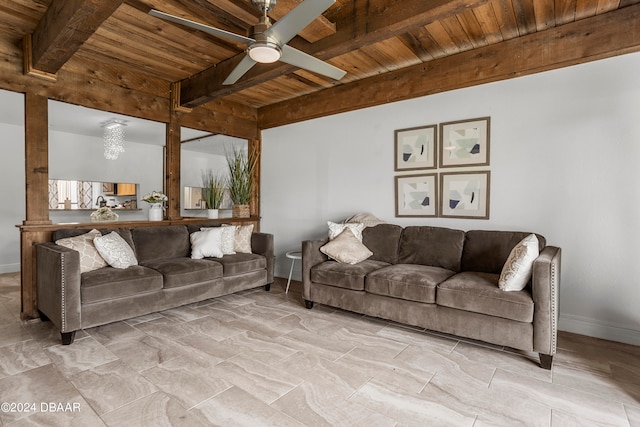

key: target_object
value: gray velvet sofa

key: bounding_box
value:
[36,224,274,345]
[302,224,561,369]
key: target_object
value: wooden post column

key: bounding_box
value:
[21,92,52,319]
[249,136,261,219]
[24,93,51,225]
[165,105,181,220]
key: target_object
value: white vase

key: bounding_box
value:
[207,209,219,219]
[148,203,164,221]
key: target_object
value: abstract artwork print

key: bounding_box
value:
[395,174,437,217]
[440,171,490,219]
[439,117,490,167]
[394,125,437,171]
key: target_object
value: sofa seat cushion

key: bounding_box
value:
[81,265,163,304]
[142,258,223,289]
[436,272,534,322]
[365,264,456,304]
[213,253,266,277]
[310,259,390,291]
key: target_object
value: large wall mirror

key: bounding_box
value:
[48,100,165,222]
[180,128,248,218]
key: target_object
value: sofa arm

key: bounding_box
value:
[532,245,561,357]
[302,239,329,300]
[252,232,275,284]
[36,243,82,334]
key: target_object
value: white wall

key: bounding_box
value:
[49,130,164,223]
[261,52,640,345]
[0,122,25,273]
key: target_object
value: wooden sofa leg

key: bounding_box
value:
[264,284,271,291]
[304,300,314,309]
[61,331,76,345]
[539,354,553,370]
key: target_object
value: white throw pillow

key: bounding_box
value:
[93,231,138,269]
[328,221,365,242]
[321,228,373,265]
[190,228,224,259]
[55,229,108,273]
[201,226,236,255]
[235,224,253,254]
[498,234,540,291]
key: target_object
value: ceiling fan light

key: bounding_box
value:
[248,42,281,63]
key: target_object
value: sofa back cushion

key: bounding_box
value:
[186,222,221,234]
[133,225,190,263]
[461,230,546,274]
[362,224,403,264]
[397,226,465,271]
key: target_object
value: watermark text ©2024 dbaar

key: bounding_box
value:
[1,402,81,413]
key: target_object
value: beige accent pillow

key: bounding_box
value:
[321,228,373,265]
[190,228,224,259]
[221,225,237,254]
[328,221,365,242]
[344,212,386,228]
[55,229,108,273]
[498,234,539,291]
[93,231,138,269]
[235,224,253,253]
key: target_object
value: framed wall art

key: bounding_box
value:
[394,125,437,171]
[395,173,438,217]
[440,171,490,219]
[439,117,490,168]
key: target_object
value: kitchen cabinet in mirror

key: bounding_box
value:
[49,179,139,210]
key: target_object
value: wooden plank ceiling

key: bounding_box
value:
[1,0,639,129]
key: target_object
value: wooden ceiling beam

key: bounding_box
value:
[1,38,257,140]
[178,0,489,108]
[269,0,336,43]
[26,0,124,75]
[258,3,640,129]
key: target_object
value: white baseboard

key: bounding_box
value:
[0,263,19,274]
[559,314,640,346]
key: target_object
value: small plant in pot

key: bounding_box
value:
[201,169,226,219]
[226,145,258,218]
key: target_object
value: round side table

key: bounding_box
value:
[285,250,302,293]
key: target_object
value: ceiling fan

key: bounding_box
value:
[149,0,346,85]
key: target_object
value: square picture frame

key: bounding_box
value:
[395,173,438,217]
[394,125,437,171]
[440,171,490,219]
[439,117,490,168]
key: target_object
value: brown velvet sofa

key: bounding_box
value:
[36,224,274,345]
[302,224,561,369]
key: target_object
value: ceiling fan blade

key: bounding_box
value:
[265,0,335,45]
[280,45,346,81]
[223,55,258,85]
[149,9,255,46]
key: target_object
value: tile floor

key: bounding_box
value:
[0,271,638,426]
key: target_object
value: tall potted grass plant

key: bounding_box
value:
[226,146,258,218]
[201,169,225,219]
